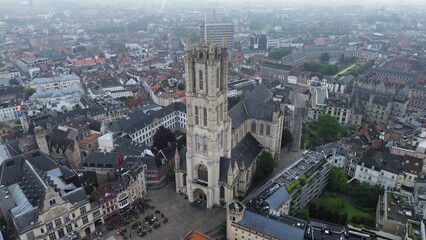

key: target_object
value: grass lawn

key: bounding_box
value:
[317,193,375,221]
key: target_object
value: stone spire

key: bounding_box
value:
[199,25,206,45]
[184,32,191,51]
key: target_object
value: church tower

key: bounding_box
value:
[184,32,232,208]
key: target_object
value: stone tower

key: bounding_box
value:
[184,32,232,208]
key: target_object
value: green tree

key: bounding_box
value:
[316,114,345,143]
[295,210,309,220]
[281,128,294,148]
[268,47,293,60]
[303,62,338,75]
[320,52,330,62]
[9,78,19,85]
[152,126,176,150]
[254,151,275,182]
[161,79,169,87]
[339,212,348,225]
[177,83,185,91]
[73,104,81,110]
[349,181,384,208]
[25,87,36,97]
[327,167,348,193]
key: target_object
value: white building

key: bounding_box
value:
[109,102,186,145]
[354,150,403,191]
[0,101,20,122]
[0,70,21,79]
[29,75,80,90]
[29,83,85,112]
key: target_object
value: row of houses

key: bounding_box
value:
[0,149,147,240]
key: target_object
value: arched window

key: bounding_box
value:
[199,52,204,59]
[199,70,203,90]
[266,124,271,136]
[203,108,207,126]
[195,134,200,152]
[220,186,225,199]
[195,106,199,125]
[219,104,223,122]
[260,123,264,135]
[198,165,208,182]
[251,121,256,133]
[203,136,208,154]
[220,130,224,148]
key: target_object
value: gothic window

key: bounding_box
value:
[260,123,264,135]
[203,136,208,155]
[217,69,220,89]
[251,121,256,133]
[199,52,204,59]
[219,105,223,122]
[266,124,271,136]
[219,130,224,148]
[198,165,208,182]
[220,186,225,199]
[203,108,208,126]
[195,106,199,125]
[199,70,203,90]
[195,134,200,152]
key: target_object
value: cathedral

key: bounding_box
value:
[175,33,284,208]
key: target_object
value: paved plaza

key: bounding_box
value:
[102,184,226,240]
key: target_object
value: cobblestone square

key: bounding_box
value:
[102,184,226,240]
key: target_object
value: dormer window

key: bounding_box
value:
[49,199,56,206]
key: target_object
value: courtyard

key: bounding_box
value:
[101,184,226,239]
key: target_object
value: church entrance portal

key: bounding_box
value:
[193,188,207,201]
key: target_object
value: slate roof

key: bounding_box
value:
[62,187,88,204]
[83,152,119,166]
[31,75,80,85]
[381,152,403,174]
[338,75,355,84]
[359,150,384,170]
[219,133,262,182]
[47,136,74,154]
[403,155,423,175]
[265,186,290,211]
[281,51,306,65]
[110,102,186,134]
[244,84,272,103]
[359,150,403,174]
[0,150,83,233]
[237,210,305,240]
[114,136,147,157]
[228,84,278,131]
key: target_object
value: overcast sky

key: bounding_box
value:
[1,0,425,8]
